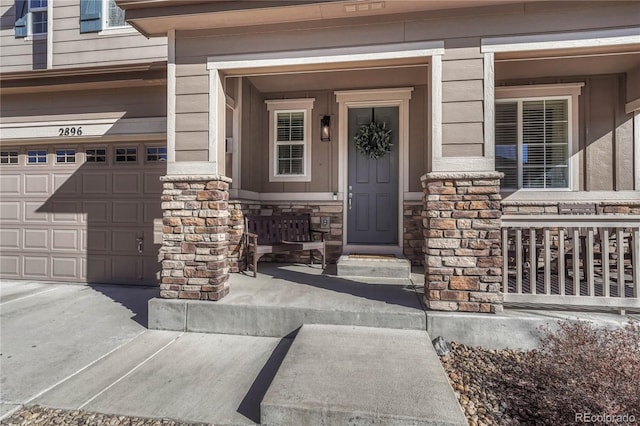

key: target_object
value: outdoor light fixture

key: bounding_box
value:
[320,115,331,142]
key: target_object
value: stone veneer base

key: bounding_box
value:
[421,171,504,313]
[159,175,232,301]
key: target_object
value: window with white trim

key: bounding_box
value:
[496,97,571,190]
[27,149,47,164]
[15,0,48,38]
[86,148,107,163]
[146,146,167,162]
[265,99,314,182]
[0,151,19,165]
[115,147,137,163]
[104,0,125,28]
[56,149,76,164]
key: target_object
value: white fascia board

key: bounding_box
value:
[626,98,640,114]
[482,27,640,53]
[207,41,444,71]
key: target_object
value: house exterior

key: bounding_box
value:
[1,1,639,312]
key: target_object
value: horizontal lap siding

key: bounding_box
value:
[0,1,36,72]
[51,3,166,69]
[1,86,166,123]
[174,63,209,158]
[441,50,485,157]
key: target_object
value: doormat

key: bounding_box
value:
[348,254,398,259]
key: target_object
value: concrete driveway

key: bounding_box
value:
[0,280,287,425]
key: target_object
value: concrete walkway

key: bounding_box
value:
[0,281,282,424]
[1,278,463,425]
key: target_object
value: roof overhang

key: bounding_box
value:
[116,0,541,38]
[0,62,167,94]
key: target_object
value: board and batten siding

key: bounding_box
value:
[237,82,428,194]
[497,74,635,192]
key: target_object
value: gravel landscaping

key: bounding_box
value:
[440,342,537,425]
[1,406,209,426]
[439,321,640,426]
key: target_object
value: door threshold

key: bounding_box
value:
[343,245,403,257]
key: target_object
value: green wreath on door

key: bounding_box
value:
[353,121,393,159]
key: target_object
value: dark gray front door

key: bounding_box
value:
[347,107,399,245]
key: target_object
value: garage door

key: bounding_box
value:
[0,143,166,285]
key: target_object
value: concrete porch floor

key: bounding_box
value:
[149,263,427,337]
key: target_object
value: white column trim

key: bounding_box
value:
[208,68,224,175]
[635,111,640,191]
[231,78,242,189]
[429,54,442,166]
[626,98,640,115]
[166,29,176,167]
[483,52,495,168]
[481,27,640,53]
[46,0,53,69]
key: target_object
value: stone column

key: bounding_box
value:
[421,172,503,313]
[159,175,231,301]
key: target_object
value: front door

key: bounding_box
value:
[347,107,399,245]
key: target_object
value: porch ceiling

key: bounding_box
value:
[495,50,640,80]
[245,64,427,93]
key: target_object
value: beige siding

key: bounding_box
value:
[498,74,634,192]
[627,66,640,104]
[0,1,41,72]
[1,85,166,123]
[174,63,209,156]
[409,86,428,192]
[239,83,428,194]
[240,78,265,193]
[0,1,166,73]
[52,3,166,69]
[441,46,486,156]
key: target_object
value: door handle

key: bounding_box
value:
[136,237,144,254]
[348,192,353,210]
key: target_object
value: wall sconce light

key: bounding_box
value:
[320,115,331,142]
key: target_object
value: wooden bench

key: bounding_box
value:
[244,214,327,277]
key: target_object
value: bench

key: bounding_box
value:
[244,214,327,277]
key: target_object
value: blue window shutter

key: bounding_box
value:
[15,0,28,38]
[80,0,102,33]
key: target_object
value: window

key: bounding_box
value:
[15,0,47,38]
[104,0,125,28]
[496,98,570,190]
[0,151,19,165]
[86,148,106,163]
[146,146,167,162]
[115,147,137,163]
[27,150,47,164]
[265,99,314,182]
[56,149,76,164]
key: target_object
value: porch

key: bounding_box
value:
[501,210,640,313]
[150,263,427,337]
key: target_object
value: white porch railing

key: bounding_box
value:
[501,215,640,311]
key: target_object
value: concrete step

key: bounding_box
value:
[261,324,467,426]
[149,263,426,338]
[337,254,412,278]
